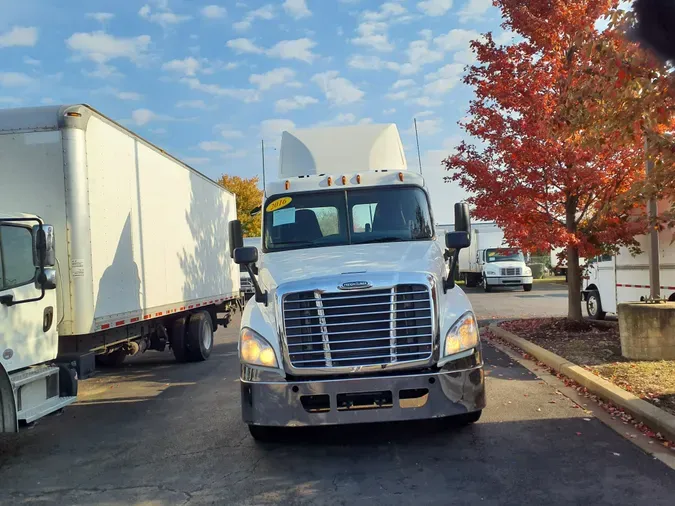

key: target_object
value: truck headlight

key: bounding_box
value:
[444,312,479,356]
[523,267,532,276]
[485,269,497,276]
[240,328,278,368]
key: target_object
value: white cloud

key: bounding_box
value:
[181,77,260,103]
[275,95,319,112]
[385,90,413,101]
[458,0,492,23]
[352,21,393,52]
[139,3,191,27]
[0,72,34,87]
[434,28,481,52]
[494,30,518,45]
[392,79,415,89]
[226,38,264,54]
[348,54,386,70]
[267,38,318,63]
[199,141,232,152]
[162,57,202,76]
[176,99,208,109]
[98,86,142,100]
[87,12,115,23]
[201,5,227,19]
[419,29,433,41]
[424,63,465,95]
[83,64,122,79]
[23,56,40,66]
[283,0,311,19]
[66,31,151,64]
[0,96,23,105]
[363,2,407,21]
[249,67,295,90]
[215,125,244,138]
[414,110,435,118]
[453,49,477,65]
[407,40,443,66]
[383,108,396,114]
[131,108,171,126]
[410,96,442,107]
[408,118,442,135]
[0,26,38,48]
[234,4,275,32]
[417,0,453,16]
[425,63,465,81]
[261,119,296,143]
[311,71,364,106]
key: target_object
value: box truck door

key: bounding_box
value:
[0,224,58,373]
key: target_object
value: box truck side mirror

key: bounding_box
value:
[228,220,244,259]
[32,224,55,268]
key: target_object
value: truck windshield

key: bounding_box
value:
[486,248,524,263]
[263,186,433,252]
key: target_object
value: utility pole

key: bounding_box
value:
[645,137,661,301]
[414,118,423,175]
[261,139,266,190]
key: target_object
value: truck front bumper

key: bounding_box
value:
[241,359,485,427]
[485,276,533,286]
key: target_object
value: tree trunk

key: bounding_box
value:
[565,198,583,321]
[566,245,583,321]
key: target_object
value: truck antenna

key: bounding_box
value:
[261,139,266,191]
[414,118,423,175]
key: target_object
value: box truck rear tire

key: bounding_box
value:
[170,317,190,363]
[186,311,213,362]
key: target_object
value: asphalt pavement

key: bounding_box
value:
[0,283,673,505]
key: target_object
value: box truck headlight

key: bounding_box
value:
[485,269,497,276]
[444,312,479,356]
[523,267,532,276]
[240,328,278,368]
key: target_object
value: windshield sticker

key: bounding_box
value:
[273,207,296,226]
[266,197,292,212]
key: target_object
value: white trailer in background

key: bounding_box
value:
[0,104,240,432]
[583,204,675,319]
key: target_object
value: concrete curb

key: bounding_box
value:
[488,323,675,444]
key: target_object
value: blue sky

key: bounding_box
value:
[0,0,514,223]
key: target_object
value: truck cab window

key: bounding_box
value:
[0,225,35,289]
[485,248,525,263]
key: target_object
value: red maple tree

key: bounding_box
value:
[444,0,647,321]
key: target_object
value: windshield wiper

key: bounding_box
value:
[359,236,407,244]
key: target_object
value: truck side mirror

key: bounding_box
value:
[228,220,244,259]
[446,231,470,250]
[233,246,267,305]
[32,224,55,267]
[454,203,471,233]
[234,246,258,265]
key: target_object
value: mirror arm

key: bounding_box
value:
[244,264,268,306]
[443,250,460,293]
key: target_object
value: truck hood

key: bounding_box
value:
[259,241,444,289]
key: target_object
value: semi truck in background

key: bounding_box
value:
[456,223,533,292]
[229,123,485,441]
[239,237,261,301]
[0,104,240,432]
[582,201,675,319]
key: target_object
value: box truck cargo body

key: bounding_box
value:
[0,104,239,431]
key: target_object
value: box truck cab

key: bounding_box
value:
[230,124,485,440]
[458,223,533,292]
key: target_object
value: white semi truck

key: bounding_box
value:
[0,104,240,432]
[582,202,675,319]
[457,223,533,292]
[228,124,485,441]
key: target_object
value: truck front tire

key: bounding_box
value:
[186,311,214,362]
[586,290,606,320]
[482,277,492,293]
[523,284,533,292]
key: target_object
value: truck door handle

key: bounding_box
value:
[43,307,54,332]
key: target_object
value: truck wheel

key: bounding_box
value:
[482,277,492,293]
[95,350,126,367]
[523,284,533,292]
[170,317,189,363]
[248,424,278,442]
[586,290,606,320]
[186,311,214,362]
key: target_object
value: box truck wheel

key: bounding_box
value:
[586,291,606,320]
[170,317,189,363]
[523,284,533,292]
[186,311,214,362]
[482,277,492,293]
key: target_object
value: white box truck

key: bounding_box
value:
[228,124,485,441]
[582,201,675,319]
[0,104,240,432]
[457,223,533,292]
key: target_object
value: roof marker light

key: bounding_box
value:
[66,112,81,117]
[356,174,361,184]
[327,176,333,186]
[341,175,347,185]
[285,180,290,190]
[398,172,404,182]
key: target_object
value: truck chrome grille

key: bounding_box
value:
[500,267,521,276]
[283,284,433,369]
